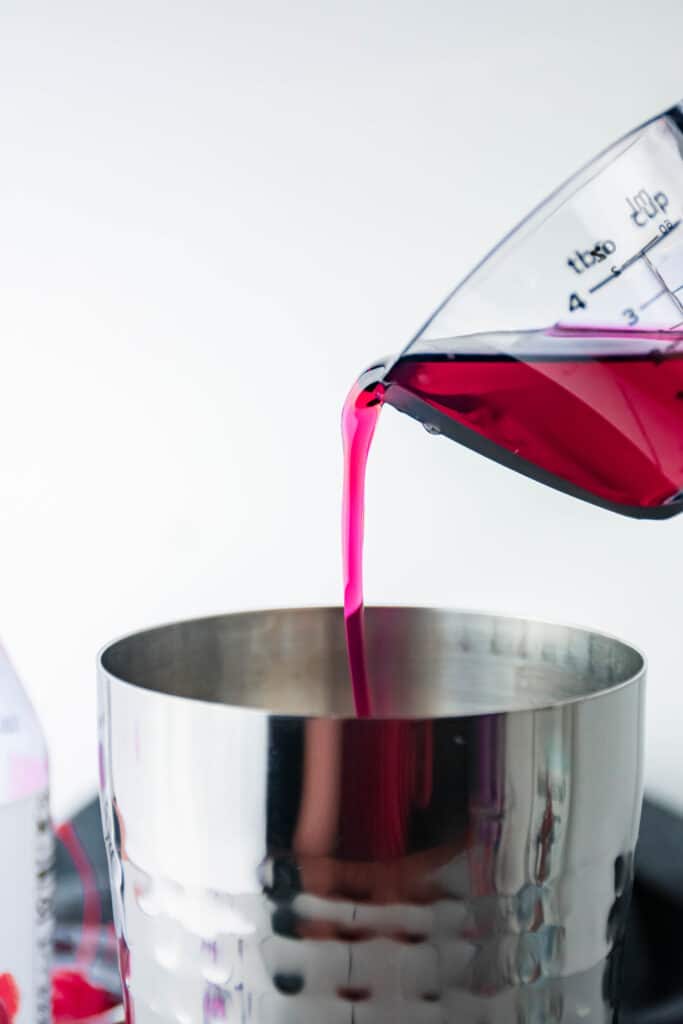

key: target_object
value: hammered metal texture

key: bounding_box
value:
[98,608,645,1023]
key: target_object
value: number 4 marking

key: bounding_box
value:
[569,292,586,312]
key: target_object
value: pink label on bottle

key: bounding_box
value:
[9,755,49,802]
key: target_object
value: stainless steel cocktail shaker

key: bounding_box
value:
[98,607,644,1022]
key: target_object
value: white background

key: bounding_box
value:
[1,0,683,820]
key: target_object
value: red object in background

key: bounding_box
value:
[53,821,121,1021]
[52,969,120,1021]
[0,974,20,1023]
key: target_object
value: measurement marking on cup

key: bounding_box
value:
[588,220,681,295]
[588,273,620,295]
[641,249,683,322]
[640,289,667,310]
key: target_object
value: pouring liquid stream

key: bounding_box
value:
[341,378,385,717]
[342,326,683,716]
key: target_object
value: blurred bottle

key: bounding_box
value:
[0,642,53,1024]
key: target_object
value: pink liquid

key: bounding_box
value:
[387,331,683,511]
[342,328,683,716]
[341,378,385,716]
